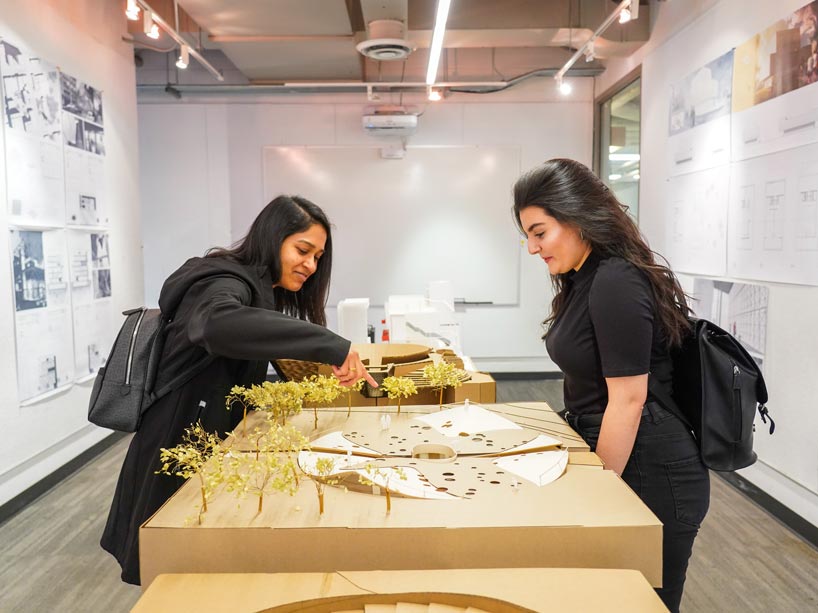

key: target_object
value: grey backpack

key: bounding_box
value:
[87,307,212,432]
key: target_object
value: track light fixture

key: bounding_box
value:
[554,1,639,95]
[584,41,595,62]
[176,44,189,69]
[144,10,159,39]
[127,0,224,81]
[427,86,442,101]
[619,8,631,23]
[126,0,140,21]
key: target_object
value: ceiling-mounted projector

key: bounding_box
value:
[362,106,418,136]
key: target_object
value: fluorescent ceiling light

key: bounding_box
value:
[608,174,622,180]
[608,153,640,161]
[426,0,452,85]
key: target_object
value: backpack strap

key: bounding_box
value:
[149,353,217,403]
[148,271,256,405]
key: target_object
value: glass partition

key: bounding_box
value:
[599,78,641,219]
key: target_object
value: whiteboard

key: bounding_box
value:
[261,146,522,305]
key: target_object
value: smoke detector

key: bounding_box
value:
[356,19,413,61]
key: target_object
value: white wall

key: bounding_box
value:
[601,0,818,527]
[0,1,142,506]
[138,77,594,373]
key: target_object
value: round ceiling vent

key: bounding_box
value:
[356,19,413,61]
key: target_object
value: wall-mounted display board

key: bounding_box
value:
[0,35,113,403]
[262,146,522,306]
[663,0,818,287]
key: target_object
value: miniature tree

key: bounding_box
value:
[224,421,307,514]
[345,378,365,418]
[262,380,305,426]
[157,421,225,524]
[271,422,310,487]
[226,381,305,436]
[302,374,342,429]
[422,362,465,409]
[358,463,407,514]
[225,385,253,437]
[381,376,417,415]
[309,456,340,515]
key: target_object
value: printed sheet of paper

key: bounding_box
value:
[67,230,113,380]
[0,39,65,226]
[61,71,107,226]
[413,402,522,437]
[9,228,74,402]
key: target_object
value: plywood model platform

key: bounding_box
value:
[132,569,668,612]
[140,402,661,589]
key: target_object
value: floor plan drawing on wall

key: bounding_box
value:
[796,173,818,250]
[665,166,729,276]
[727,142,818,285]
[764,179,786,251]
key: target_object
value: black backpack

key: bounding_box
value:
[87,307,213,432]
[649,318,775,472]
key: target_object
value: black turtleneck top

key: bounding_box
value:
[544,251,674,415]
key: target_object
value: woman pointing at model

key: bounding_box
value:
[102,195,375,584]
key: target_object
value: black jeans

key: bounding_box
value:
[566,403,710,613]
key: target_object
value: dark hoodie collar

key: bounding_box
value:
[158,257,267,315]
[565,249,602,287]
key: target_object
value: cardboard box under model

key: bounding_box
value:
[132,569,668,612]
[140,402,661,590]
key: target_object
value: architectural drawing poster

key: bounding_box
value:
[61,71,107,226]
[9,228,74,402]
[0,39,64,226]
[67,230,113,380]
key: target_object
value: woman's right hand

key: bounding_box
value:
[332,349,378,388]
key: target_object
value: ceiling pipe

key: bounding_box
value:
[136,65,603,97]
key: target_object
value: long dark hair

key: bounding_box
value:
[206,195,332,326]
[513,159,691,347]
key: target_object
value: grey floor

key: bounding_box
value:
[0,379,816,612]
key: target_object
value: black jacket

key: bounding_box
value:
[101,257,350,584]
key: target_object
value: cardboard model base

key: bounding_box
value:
[141,403,661,590]
[132,569,669,612]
